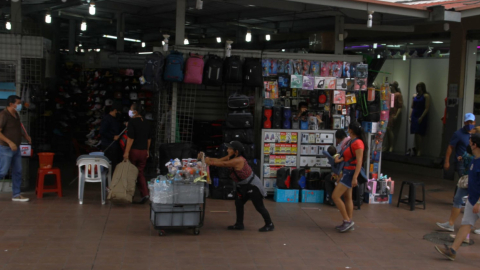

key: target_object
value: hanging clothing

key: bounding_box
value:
[410,94,428,135]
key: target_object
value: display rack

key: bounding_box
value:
[365,133,383,181]
[260,129,336,193]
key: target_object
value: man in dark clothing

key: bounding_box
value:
[100,105,123,172]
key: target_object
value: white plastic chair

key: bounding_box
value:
[76,155,112,204]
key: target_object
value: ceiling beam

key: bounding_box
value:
[284,0,430,19]
[95,0,144,14]
[205,0,307,12]
[344,23,414,32]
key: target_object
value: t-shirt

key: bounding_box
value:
[449,127,470,158]
[467,157,480,206]
[0,109,22,147]
[342,139,364,170]
[127,117,151,150]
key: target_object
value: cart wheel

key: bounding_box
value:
[194,228,200,235]
[158,230,166,236]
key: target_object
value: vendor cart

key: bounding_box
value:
[150,181,206,236]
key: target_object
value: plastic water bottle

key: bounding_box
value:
[174,171,182,182]
[153,179,161,203]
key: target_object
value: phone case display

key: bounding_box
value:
[315,77,325,89]
[264,80,279,98]
[333,90,346,104]
[343,62,352,78]
[355,63,368,78]
[345,94,357,105]
[290,75,303,88]
[337,78,348,90]
[302,76,314,90]
[311,61,320,76]
[325,77,336,89]
[332,61,343,77]
[277,59,286,73]
[354,78,367,91]
[278,74,289,88]
[285,60,293,75]
[293,60,303,75]
[262,59,270,76]
[302,60,311,76]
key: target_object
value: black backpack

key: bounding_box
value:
[142,52,165,90]
[228,92,249,109]
[276,167,290,189]
[306,171,323,190]
[224,56,243,83]
[223,129,254,144]
[203,55,223,86]
[243,58,263,87]
[290,168,306,189]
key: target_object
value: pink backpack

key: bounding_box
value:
[184,54,204,84]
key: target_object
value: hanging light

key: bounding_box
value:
[141,42,145,48]
[245,30,252,42]
[184,38,189,45]
[216,37,221,43]
[89,1,96,16]
[367,11,374,28]
[225,40,233,57]
[163,34,169,51]
[45,11,52,24]
[402,54,406,61]
[5,20,11,30]
[81,19,87,31]
[266,34,271,41]
[373,43,377,49]
[377,54,380,59]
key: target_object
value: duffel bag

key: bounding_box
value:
[228,92,250,109]
[224,129,254,144]
[225,111,253,129]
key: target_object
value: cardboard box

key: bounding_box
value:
[301,145,309,155]
[270,167,280,178]
[309,145,318,156]
[264,179,275,189]
[285,144,292,154]
[275,156,282,165]
[307,157,317,167]
[291,132,298,143]
[301,133,309,144]
[264,132,275,143]
[301,189,324,203]
[275,144,281,154]
[275,132,281,143]
[291,144,298,154]
[300,157,309,167]
[319,133,334,144]
[274,187,299,203]
[269,155,276,165]
[280,143,286,154]
[280,155,287,166]
[286,133,292,143]
[315,133,321,144]
[308,133,316,144]
[280,132,287,143]
[365,193,392,204]
[263,166,270,178]
[315,158,328,167]
[264,143,271,154]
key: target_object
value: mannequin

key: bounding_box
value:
[385,81,403,152]
[409,82,430,156]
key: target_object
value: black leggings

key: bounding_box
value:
[235,185,272,225]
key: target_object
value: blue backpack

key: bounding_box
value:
[164,51,184,82]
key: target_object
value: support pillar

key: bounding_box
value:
[334,16,344,55]
[11,0,22,35]
[116,12,125,52]
[69,19,76,54]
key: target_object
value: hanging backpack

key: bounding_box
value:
[164,51,184,82]
[203,55,224,86]
[184,53,205,85]
[228,92,250,109]
[224,56,243,83]
[243,58,263,87]
[142,52,165,90]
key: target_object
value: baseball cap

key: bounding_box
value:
[225,141,245,154]
[105,99,113,106]
[465,113,475,122]
[130,92,138,100]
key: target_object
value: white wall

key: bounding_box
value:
[374,58,450,158]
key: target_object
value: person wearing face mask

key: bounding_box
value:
[202,141,274,232]
[0,95,31,202]
[100,104,123,172]
[332,121,367,233]
[123,103,151,204]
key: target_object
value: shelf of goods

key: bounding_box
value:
[260,129,336,193]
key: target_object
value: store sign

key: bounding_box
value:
[20,144,32,157]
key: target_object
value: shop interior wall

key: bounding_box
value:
[375,58,449,158]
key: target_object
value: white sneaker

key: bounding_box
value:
[474,228,480,235]
[436,221,454,232]
[12,195,30,202]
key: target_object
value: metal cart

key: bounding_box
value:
[150,181,207,236]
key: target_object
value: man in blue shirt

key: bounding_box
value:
[436,133,480,261]
[444,113,475,176]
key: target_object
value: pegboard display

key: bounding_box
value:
[0,61,16,83]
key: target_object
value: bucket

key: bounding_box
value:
[38,152,55,168]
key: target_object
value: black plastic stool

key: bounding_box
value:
[397,181,426,211]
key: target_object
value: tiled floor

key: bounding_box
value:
[0,161,480,270]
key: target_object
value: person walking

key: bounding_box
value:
[444,113,475,178]
[332,121,367,232]
[203,141,274,232]
[0,95,31,202]
[100,104,123,172]
[435,133,480,260]
[123,103,151,204]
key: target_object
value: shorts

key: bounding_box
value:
[461,201,480,227]
[339,169,355,189]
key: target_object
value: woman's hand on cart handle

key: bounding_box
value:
[197,152,205,160]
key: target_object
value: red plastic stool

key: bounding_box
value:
[36,168,62,198]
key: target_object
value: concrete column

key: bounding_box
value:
[116,12,125,52]
[334,16,344,55]
[11,0,22,35]
[69,19,76,54]
[175,0,186,45]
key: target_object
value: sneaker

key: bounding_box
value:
[227,224,245,230]
[435,244,456,261]
[259,223,274,232]
[449,234,470,244]
[474,228,480,235]
[436,221,454,232]
[338,221,355,233]
[12,195,29,202]
[335,221,346,230]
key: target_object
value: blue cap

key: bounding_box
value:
[465,113,475,122]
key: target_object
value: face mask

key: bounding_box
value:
[128,110,135,118]
[465,124,474,132]
[15,104,22,112]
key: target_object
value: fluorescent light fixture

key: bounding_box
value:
[373,43,377,49]
[89,2,96,15]
[95,49,101,52]
[432,41,443,44]
[45,11,52,24]
[102,35,141,42]
[162,41,165,45]
[367,13,373,28]
[282,49,285,52]
[377,54,380,59]
[403,54,406,61]
[79,43,82,47]
[81,49,84,53]
[141,42,145,48]
[246,30,252,42]
[266,34,271,41]
[81,20,87,31]
[6,20,11,30]
[196,0,203,10]
[88,49,92,52]
[138,52,153,54]
[216,37,221,43]
[184,38,189,45]
[387,45,401,48]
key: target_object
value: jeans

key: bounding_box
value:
[129,149,149,197]
[0,145,22,197]
[453,187,469,209]
[340,169,355,189]
[456,160,466,177]
[235,185,272,225]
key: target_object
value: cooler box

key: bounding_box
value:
[364,193,392,204]
[150,204,201,227]
[274,187,299,203]
[301,189,324,203]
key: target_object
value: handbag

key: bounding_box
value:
[457,175,468,189]
[232,170,255,198]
